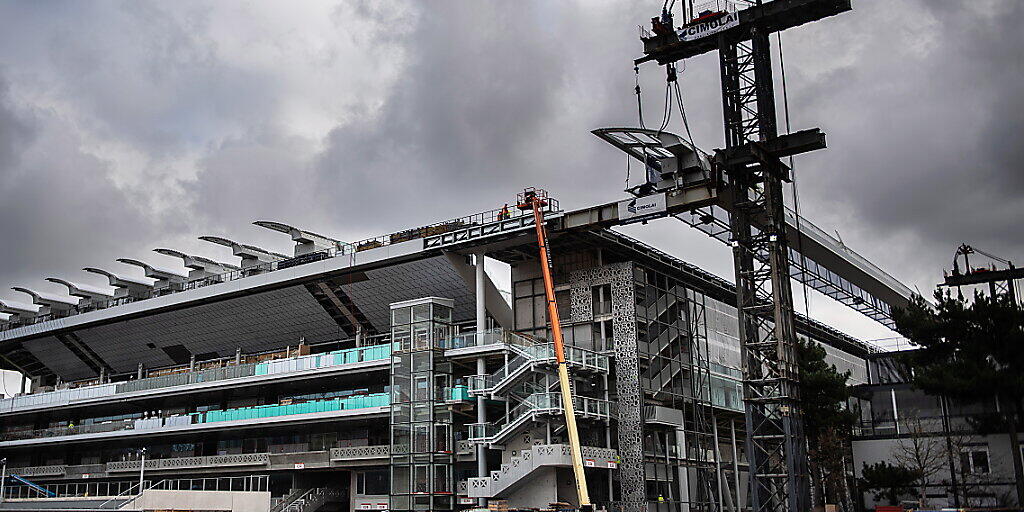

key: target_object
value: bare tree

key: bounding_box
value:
[892,415,948,508]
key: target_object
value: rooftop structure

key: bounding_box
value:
[0,188,893,512]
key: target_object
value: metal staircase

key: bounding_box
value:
[468,392,613,447]
[466,444,618,499]
[467,331,610,399]
[277,487,342,512]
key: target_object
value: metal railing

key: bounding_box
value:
[1,393,388,442]
[468,393,614,443]
[0,343,391,415]
[467,331,611,396]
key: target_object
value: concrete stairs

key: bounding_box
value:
[466,444,617,499]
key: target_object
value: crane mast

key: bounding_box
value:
[635,1,852,511]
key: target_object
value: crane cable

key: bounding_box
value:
[672,79,703,177]
[777,31,812,318]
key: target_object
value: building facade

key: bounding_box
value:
[0,205,876,512]
[851,353,1023,510]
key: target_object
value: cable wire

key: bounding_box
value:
[635,66,646,130]
[777,31,812,318]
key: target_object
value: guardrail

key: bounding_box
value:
[1,393,390,442]
[7,465,67,477]
[329,445,390,461]
[106,453,270,473]
[468,393,614,444]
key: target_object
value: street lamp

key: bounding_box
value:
[137,448,147,497]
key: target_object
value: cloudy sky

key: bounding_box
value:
[0,0,1021,360]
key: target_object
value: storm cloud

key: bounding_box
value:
[0,0,1020,342]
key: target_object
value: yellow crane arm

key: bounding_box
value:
[519,188,592,511]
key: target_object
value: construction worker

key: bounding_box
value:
[498,203,510,220]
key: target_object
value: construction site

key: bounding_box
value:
[0,1,1020,512]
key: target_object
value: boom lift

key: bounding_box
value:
[517,188,593,512]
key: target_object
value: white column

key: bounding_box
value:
[475,252,488,506]
[138,449,147,496]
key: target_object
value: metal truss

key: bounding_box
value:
[720,33,809,512]
[673,205,896,328]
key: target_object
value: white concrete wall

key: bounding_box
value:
[129,489,271,512]
[507,467,558,509]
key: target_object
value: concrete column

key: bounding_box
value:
[475,252,488,507]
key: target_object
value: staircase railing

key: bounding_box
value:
[281,487,341,512]
[468,333,611,398]
[469,393,614,445]
[270,488,308,512]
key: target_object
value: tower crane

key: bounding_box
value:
[632,1,853,511]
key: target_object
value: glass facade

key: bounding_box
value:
[389,298,455,511]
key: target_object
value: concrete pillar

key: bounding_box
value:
[475,252,488,506]
[235,348,242,365]
[137,363,144,379]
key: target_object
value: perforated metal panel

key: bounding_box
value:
[570,262,645,512]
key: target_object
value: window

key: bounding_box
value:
[357,470,389,496]
[960,448,990,475]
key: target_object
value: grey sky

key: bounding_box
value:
[0,0,1020,346]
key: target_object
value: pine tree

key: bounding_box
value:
[858,461,920,505]
[798,338,856,510]
[893,290,1024,506]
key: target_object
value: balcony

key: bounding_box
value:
[0,343,392,416]
[0,393,390,445]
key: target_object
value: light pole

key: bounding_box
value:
[1,457,7,503]
[137,448,147,497]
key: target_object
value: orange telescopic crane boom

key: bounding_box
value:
[517,188,592,512]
